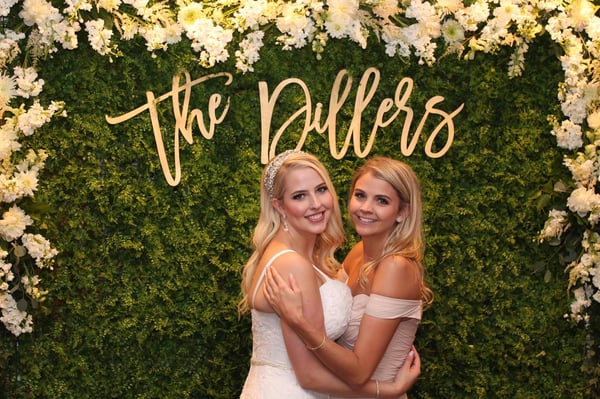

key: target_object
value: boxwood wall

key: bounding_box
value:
[0,34,595,398]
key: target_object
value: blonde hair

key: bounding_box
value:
[238,152,345,314]
[352,157,434,308]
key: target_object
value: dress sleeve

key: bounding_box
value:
[365,294,422,320]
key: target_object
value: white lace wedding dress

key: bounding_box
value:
[240,249,352,398]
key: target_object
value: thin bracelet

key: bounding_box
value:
[306,333,326,351]
[375,379,380,399]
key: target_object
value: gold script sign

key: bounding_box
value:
[106,68,464,186]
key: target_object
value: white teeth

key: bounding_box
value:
[308,213,324,221]
[358,216,376,223]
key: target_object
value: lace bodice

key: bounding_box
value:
[240,250,352,398]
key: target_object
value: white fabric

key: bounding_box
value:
[241,250,352,398]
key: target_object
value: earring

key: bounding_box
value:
[282,214,289,232]
[396,217,402,223]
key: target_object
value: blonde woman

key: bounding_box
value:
[240,151,420,398]
[264,157,433,398]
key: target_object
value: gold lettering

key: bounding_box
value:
[258,78,313,163]
[325,70,353,160]
[106,68,463,185]
[106,72,232,186]
[423,97,464,158]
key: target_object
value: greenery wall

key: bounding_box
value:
[0,33,595,398]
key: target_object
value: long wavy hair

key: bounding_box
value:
[238,151,345,314]
[352,157,434,308]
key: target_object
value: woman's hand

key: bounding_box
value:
[392,346,421,395]
[377,346,420,398]
[264,267,306,326]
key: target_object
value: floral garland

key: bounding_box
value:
[0,0,598,344]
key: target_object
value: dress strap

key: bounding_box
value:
[312,265,329,280]
[251,249,296,308]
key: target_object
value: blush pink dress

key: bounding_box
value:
[333,293,422,399]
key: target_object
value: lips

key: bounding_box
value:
[307,211,326,222]
[356,215,376,223]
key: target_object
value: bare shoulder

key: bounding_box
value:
[269,250,314,280]
[343,241,364,274]
[372,255,421,300]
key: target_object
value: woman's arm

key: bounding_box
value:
[263,254,418,397]
[300,348,421,398]
[265,255,422,386]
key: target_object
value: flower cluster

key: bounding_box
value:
[0,64,62,335]
[537,0,600,329]
[0,0,587,71]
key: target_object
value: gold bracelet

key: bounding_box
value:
[375,379,380,399]
[306,333,327,351]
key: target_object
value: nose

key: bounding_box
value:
[309,193,322,208]
[359,198,373,213]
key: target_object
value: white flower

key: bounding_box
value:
[435,0,464,15]
[563,154,596,187]
[441,18,465,45]
[406,0,441,39]
[177,2,205,32]
[96,0,122,13]
[454,0,490,32]
[0,292,32,336]
[0,30,25,68]
[14,168,39,197]
[588,109,600,130]
[53,20,81,50]
[275,3,314,49]
[63,0,93,16]
[18,0,60,28]
[0,0,18,17]
[234,0,271,30]
[84,19,114,55]
[185,18,232,67]
[568,0,597,32]
[566,187,600,217]
[0,72,16,108]
[569,285,592,320]
[325,0,360,40]
[372,0,400,19]
[17,101,52,136]
[0,205,33,241]
[21,233,58,268]
[235,30,265,73]
[139,23,182,52]
[551,119,583,150]
[539,209,569,242]
[13,66,44,98]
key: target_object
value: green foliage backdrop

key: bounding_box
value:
[0,36,593,398]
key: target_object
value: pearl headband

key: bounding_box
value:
[263,149,304,197]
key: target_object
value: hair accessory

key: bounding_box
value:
[264,149,303,197]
